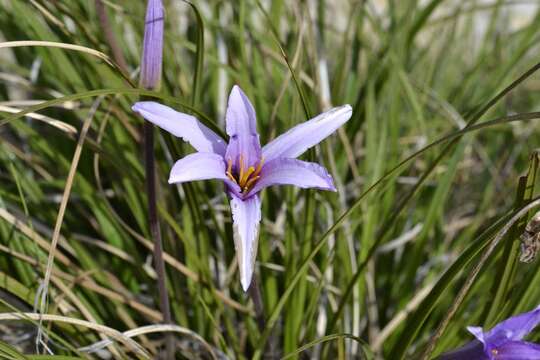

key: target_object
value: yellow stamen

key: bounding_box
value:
[252,157,264,178]
[226,158,237,184]
[243,175,260,192]
[238,155,245,185]
[224,155,264,192]
[240,166,255,187]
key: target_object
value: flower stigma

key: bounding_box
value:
[226,155,264,193]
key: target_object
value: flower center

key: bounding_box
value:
[226,155,263,193]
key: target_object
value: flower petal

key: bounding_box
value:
[230,194,261,291]
[467,326,487,345]
[224,85,262,169]
[262,105,352,161]
[247,158,336,196]
[494,340,540,360]
[485,305,540,342]
[133,102,227,155]
[438,340,488,360]
[168,152,227,184]
[468,325,508,353]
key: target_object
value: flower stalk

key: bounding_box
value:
[139,0,173,358]
[248,277,266,331]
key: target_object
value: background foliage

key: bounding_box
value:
[1,0,540,359]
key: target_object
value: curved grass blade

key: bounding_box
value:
[28,357,85,360]
[0,88,225,138]
[324,59,540,340]
[418,197,540,360]
[255,0,311,119]
[281,333,371,360]
[0,339,30,360]
[484,151,540,327]
[252,110,540,359]
[0,41,133,86]
[183,1,205,108]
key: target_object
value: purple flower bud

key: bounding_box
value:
[140,0,164,89]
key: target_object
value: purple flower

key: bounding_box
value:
[439,305,540,360]
[140,0,164,89]
[132,86,352,290]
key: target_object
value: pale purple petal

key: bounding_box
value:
[438,340,488,360]
[230,194,261,291]
[168,152,228,184]
[495,341,540,360]
[247,158,336,196]
[468,325,507,354]
[224,85,262,170]
[262,105,352,161]
[485,305,540,342]
[467,326,487,345]
[140,0,164,89]
[224,182,242,198]
[133,102,227,155]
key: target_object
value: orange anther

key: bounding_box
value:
[240,166,255,187]
[225,155,264,192]
[243,175,260,192]
[226,158,237,184]
[238,155,245,186]
[253,157,264,178]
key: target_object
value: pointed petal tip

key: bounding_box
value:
[132,102,144,113]
[262,104,353,161]
[230,195,261,293]
[131,101,227,154]
[467,326,486,344]
[246,158,337,196]
[241,275,252,292]
[239,261,254,292]
[166,153,228,184]
[326,174,337,192]
[231,84,244,95]
[338,104,353,117]
[322,177,337,192]
[131,101,152,113]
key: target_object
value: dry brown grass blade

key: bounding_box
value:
[0,208,73,266]
[52,278,124,359]
[0,312,150,358]
[37,97,103,347]
[79,324,218,360]
[0,243,163,321]
[0,105,77,134]
[0,41,114,68]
